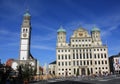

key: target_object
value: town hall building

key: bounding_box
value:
[49,26,110,76]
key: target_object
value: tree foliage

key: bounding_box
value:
[18,63,35,81]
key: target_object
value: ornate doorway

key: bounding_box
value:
[81,68,86,75]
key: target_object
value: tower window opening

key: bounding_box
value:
[23,29,25,33]
[26,29,28,32]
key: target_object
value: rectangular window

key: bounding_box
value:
[90,60,92,65]
[83,53,85,59]
[74,68,76,74]
[69,55,71,59]
[87,61,89,65]
[102,61,104,64]
[80,61,82,65]
[90,53,92,58]
[73,61,75,66]
[101,53,103,58]
[65,62,67,66]
[58,62,60,66]
[98,61,100,64]
[58,55,60,59]
[62,62,64,66]
[62,55,64,59]
[65,55,67,59]
[94,54,96,58]
[80,53,82,59]
[105,60,107,64]
[104,53,107,58]
[69,62,71,66]
[87,53,88,58]
[84,61,86,65]
[98,54,100,58]
[76,53,78,59]
[95,61,97,65]
[91,68,93,74]
[73,54,75,59]
[77,61,79,65]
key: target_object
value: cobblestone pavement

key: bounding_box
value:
[29,75,120,84]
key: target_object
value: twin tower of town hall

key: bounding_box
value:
[49,26,110,76]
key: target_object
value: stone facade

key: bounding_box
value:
[49,26,110,77]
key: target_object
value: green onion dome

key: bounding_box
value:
[57,26,66,33]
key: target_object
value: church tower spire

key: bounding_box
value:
[11,9,37,70]
[19,9,31,60]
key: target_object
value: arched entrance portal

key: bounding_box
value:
[81,68,86,75]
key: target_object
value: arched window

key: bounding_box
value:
[23,29,25,33]
[26,29,27,32]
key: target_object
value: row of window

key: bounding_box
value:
[58,67,108,72]
[73,49,91,52]
[94,48,106,51]
[58,67,108,76]
[73,68,93,75]
[58,61,71,66]
[58,53,107,60]
[73,53,92,59]
[57,49,70,52]
[57,48,106,53]
[95,67,108,70]
[58,54,71,60]
[58,60,107,66]
[72,44,91,47]
[71,39,91,42]
[94,53,107,58]
[58,72,71,76]
[58,60,108,66]
[58,68,71,71]
[94,60,107,65]
[73,60,93,66]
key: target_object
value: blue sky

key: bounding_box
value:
[0,0,120,66]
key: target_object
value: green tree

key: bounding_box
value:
[18,63,36,81]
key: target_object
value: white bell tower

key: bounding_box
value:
[19,10,31,60]
[11,9,37,70]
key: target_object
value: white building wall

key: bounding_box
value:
[53,27,110,77]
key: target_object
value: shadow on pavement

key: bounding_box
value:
[48,80,94,84]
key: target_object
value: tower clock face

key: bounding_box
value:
[23,33,27,37]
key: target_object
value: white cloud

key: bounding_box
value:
[0,29,9,35]
[31,45,55,51]
[31,29,56,43]
[0,29,19,37]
